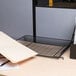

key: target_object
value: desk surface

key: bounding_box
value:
[0,49,76,76]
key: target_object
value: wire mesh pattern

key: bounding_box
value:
[18,40,67,58]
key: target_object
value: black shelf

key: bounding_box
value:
[53,2,76,8]
[36,2,76,9]
[34,0,76,8]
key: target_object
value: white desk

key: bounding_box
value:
[0,48,76,76]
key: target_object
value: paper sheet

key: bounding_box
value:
[0,58,19,70]
[74,28,76,44]
[0,31,37,63]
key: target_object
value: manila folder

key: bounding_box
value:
[0,31,38,63]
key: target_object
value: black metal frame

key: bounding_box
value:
[32,0,74,58]
[32,0,37,42]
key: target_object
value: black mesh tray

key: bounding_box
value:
[18,35,71,58]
